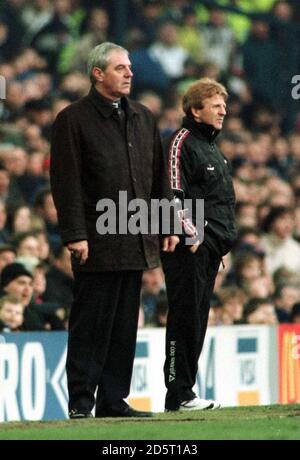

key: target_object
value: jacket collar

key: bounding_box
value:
[182,115,220,142]
[87,85,138,119]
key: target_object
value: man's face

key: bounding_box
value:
[95,50,133,100]
[4,276,33,307]
[194,94,226,130]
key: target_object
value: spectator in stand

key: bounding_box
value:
[218,286,246,325]
[0,167,10,206]
[207,295,223,326]
[201,8,236,74]
[12,231,40,259]
[235,203,258,228]
[268,136,294,181]
[141,267,165,325]
[21,0,53,42]
[0,293,24,332]
[29,0,81,73]
[23,125,49,152]
[9,205,37,234]
[260,206,300,275]
[0,18,11,64]
[137,92,162,119]
[177,6,204,65]
[243,20,279,109]
[234,227,262,253]
[149,21,189,82]
[230,251,264,289]
[58,72,90,99]
[32,261,47,303]
[43,245,73,321]
[32,228,51,263]
[0,244,16,274]
[127,28,170,98]
[24,98,53,141]
[273,284,300,323]
[289,135,300,171]
[0,199,10,243]
[0,0,26,60]
[0,261,65,330]
[265,177,295,209]
[133,0,162,46]
[34,188,61,251]
[0,162,24,211]
[291,303,300,324]
[243,297,278,325]
[1,81,26,122]
[150,291,169,328]
[273,266,300,289]
[294,206,300,243]
[62,7,110,74]
[159,106,183,139]
[31,261,66,325]
[17,150,49,205]
[1,147,28,180]
[244,276,274,300]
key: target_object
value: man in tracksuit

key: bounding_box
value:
[161,78,237,411]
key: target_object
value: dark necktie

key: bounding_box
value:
[112,102,126,133]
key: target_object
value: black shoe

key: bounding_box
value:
[69,409,93,419]
[96,401,153,418]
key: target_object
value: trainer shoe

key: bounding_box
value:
[69,409,93,419]
[179,397,221,411]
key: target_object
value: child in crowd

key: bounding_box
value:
[0,294,24,332]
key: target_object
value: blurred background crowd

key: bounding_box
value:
[1,0,300,333]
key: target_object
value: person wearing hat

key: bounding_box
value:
[1,262,65,331]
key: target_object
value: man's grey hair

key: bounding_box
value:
[87,42,129,84]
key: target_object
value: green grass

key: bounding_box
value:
[0,405,300,440]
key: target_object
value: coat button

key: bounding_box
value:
[128,142,133,147]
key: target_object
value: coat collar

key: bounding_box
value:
[87,85,138,119]
[182,115,220,142]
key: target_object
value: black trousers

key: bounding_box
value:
[66,270,143,412]
[162,244,220,410]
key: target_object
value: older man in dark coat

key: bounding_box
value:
[50,42,178,418]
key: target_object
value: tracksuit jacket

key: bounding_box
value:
[164,115,237,256]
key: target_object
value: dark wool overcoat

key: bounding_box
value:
[50,86,173,271]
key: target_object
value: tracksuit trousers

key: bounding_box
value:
[162,243,220,411]
[66,270,143,413]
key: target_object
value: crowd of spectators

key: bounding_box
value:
[1,0,300,332]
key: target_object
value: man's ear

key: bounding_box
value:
[191,107,202,122]
[92,67,104,83]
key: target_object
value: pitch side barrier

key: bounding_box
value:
[0,325,299,421]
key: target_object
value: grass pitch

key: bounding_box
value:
[0,405,299,440]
